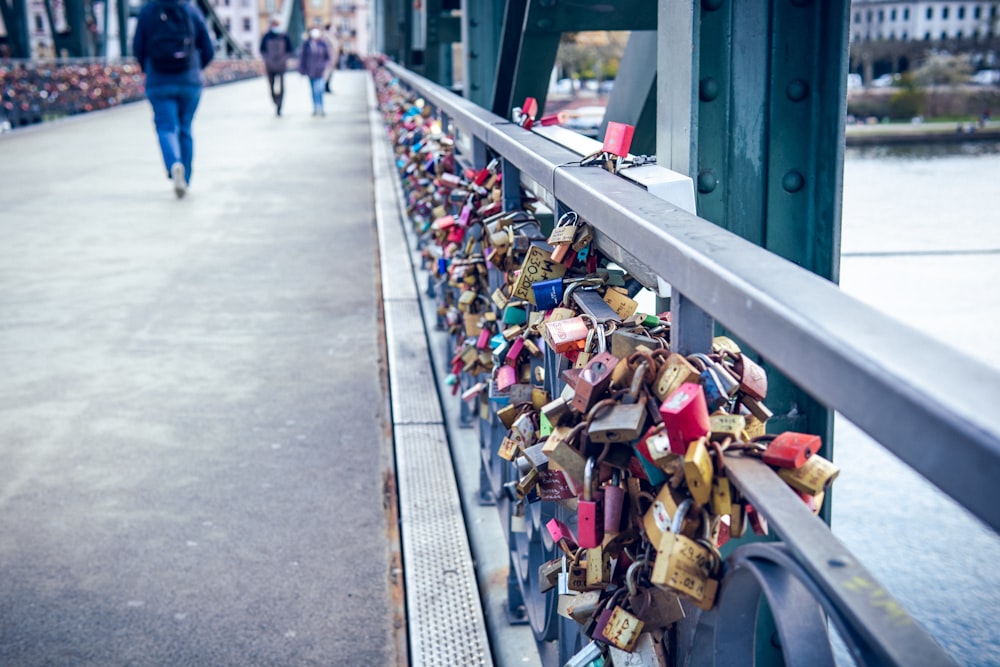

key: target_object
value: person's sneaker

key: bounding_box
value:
[171,162,186,199]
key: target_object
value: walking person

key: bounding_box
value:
[260,16,292,116]
[132,0,214,198]
[321,23,338,95]
[297,28,331,117]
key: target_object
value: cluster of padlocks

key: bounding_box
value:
[376,69,841,666]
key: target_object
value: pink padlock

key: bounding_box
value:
[476,328,491,350]
[545,518,578,551]
[496,365,517,391]
[505,337,525,366]
[459,204,473,227]
[658,382,711,455]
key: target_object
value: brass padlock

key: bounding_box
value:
[593,588,645,653]
[651,500,716,604]
[558,589,603,624]
[541,423,588,487]
[625,558,685,631]
[587,395,648,444]
[777,452,840,495]
[683,436,714,506]
[653,353,701,402]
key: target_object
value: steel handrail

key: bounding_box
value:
[383,60,1000,539]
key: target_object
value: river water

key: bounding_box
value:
[834,140,1000,666]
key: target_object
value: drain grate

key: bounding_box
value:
[395,424,492,667]
[383,300,444,425]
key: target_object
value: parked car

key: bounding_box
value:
[971,70,1000,85]
[871,73,899,88]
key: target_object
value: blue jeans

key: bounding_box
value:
[310,77,324,112]
[146,84,202,183]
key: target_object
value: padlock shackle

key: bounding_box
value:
[583,456,597,501]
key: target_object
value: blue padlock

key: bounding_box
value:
[532,278,564,311]
[700,368,729,411]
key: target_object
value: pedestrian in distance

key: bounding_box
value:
[260,16,292,116]
[297,28,331,117]
[321,23,339,95]
[132,0,215,199]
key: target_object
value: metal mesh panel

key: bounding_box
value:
[384,300,444,425]
[395,424,493,667]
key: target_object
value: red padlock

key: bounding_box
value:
[761,432,820,469]
[571,351,618,414]
[658,382,711,455]
[577,457,604,549]
[746,503,769,536]
[602,121,635,158]
[602,475,626,537]
[520,97,538,128]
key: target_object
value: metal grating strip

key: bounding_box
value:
[370,103,420,303]
[384,299,445,425]
[395,424,493,667]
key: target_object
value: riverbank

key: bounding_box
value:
[845,120,1000,145]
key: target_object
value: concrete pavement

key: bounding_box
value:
[0,72,404,665]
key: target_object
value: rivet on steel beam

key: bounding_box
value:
[699,77,720,102]
[697,170,718,194]
[786,79,809,102]
[782,170,805,193]
[537,18,553,29]
[702,0,724,11]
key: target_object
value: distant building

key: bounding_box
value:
[212,0,260,55]
[850,1,1000,81]
[253,0,367,59]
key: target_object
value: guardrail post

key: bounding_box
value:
[670,291,714,355]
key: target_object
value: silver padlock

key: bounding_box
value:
[564,639,605,667]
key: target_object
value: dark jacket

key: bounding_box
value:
[260,30,293,74]
[133,0,215,88]
[297,38,330,80]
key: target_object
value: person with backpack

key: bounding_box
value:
[260,16,292,116]
[132,0,214,198]
[297,28,331,117]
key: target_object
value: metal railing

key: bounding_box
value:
[0,58,260,130]
[380,60,999,666]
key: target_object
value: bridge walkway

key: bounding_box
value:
[0,72,431,666]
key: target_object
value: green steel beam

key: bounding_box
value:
[494,0,656,120]
[659,0,849,494]
[375,0,410,65]
[522,0,654,33]
[0,0,30,57]
[490,0,527,116]
[599,30,657,156]
[462,0,505,107]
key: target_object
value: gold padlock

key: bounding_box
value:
[651,501,716,604]
[602,287,638,320]
[711,475,733,517]
[653,353,701,401]
[710,413,746,441]
[684,437,714,506]
[777,453,840,495]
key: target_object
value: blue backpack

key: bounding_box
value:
[149,1,196,74]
